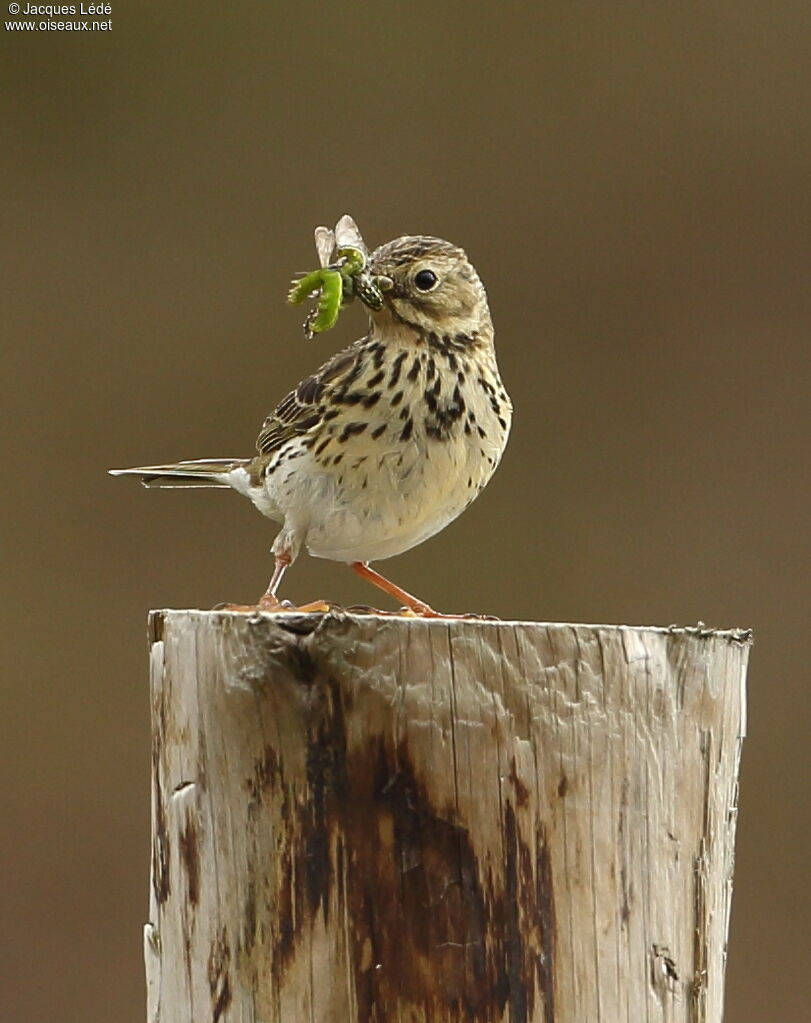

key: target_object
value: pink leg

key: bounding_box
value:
[257,552,292,609]
[217,552,331,614]
[351,562,439,616]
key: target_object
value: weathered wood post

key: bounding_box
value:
[144,611,749,1023]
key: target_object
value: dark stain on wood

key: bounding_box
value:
[243,882,257,954]
[618,776,633,925]
[270,670,347,982]
[151,688,170,905]
[284,634,320,683]
[247,744,280,802]
[208,926,232,1023]
[148,610,164,644]
[178,812,200,906]
[499,809,557,1023]
[274,845,295,982]
[270,660,558,1020]
[509,757,530,807]
[503,802,530,1022]
[184,927,192,979]
[557,773,568,798]
[303,675,348,922]
[690,730,714,1020]
[342,738,493,1019]
[535,823,557,1023]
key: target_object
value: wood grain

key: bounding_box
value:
[144,611,750,1023]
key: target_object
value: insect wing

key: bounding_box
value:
[314,226,335,269]
[333,214,368,258]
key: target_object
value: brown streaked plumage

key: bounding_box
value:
[110,218,512,615]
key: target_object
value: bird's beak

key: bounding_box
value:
[374,275,394,293]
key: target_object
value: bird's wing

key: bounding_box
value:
[255,344,362,455]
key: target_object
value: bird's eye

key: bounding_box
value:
[414,269,439,292]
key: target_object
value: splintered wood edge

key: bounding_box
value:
[146,608,753,645]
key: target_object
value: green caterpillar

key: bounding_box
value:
[288,240,385,339]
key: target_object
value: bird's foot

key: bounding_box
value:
[397,605,502,620]
[278,598,335,613]
[346,600,440,618]
[346,600,501,621]
[212,600,258,612]
[398,602,441,618]
[213,596,334,614]
[349,601,494,620]
[392,601,499,617]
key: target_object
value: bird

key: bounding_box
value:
[110,217,512,616]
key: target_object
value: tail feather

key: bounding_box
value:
[109,458,245,489]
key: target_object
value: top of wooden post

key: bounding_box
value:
[147,608,752,645]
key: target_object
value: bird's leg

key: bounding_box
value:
[257,552,291,610]
[256,552,332,612]
[216,551,331,613]
[350,561,440,616]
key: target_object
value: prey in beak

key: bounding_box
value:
[330,215,393,312]
[288,214,391,337]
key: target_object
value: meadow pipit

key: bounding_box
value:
[111,217,512,615]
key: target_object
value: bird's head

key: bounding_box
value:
[367,235,492,342]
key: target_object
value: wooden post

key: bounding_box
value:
[144,611,750,1023]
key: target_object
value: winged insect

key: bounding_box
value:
[287,216,385,338]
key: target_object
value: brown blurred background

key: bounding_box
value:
[1,2,808,1020]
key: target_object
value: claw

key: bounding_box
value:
[213,597,334,614]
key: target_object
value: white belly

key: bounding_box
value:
[255,426,503,563]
